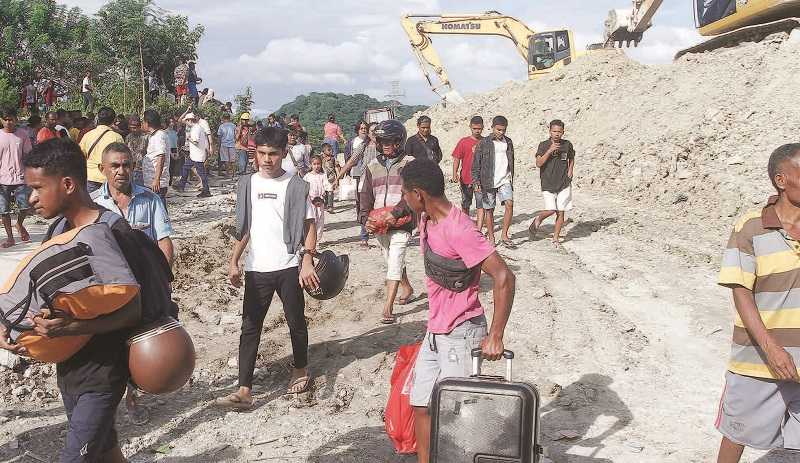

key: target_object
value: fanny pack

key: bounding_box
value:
[422,216,480,292]
[0,222,140,362]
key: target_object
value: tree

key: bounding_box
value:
[0,0,96,101]
[233,86,254,121]
[93,0,203,113]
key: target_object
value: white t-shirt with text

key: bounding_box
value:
[243,171,315,272]
[492,139,511,188]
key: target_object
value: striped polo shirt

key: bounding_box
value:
[719,195,800,379]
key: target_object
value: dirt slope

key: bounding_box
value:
[3,32,800,462]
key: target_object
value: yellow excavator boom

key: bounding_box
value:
[401,11,579,101]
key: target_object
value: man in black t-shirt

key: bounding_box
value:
[0,139,142,463]
[530,119,575,247]
[405,115,443,164]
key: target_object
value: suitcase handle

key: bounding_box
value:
[470,348,514,381]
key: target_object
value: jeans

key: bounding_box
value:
[239,268,308,388]
[237,150,248,175]
[81,92,94,113]
[60,385,125,462]
[179,160,210,193]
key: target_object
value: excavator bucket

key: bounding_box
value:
[443,90,465,105]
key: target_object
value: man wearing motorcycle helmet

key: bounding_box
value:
[359,120,415,324]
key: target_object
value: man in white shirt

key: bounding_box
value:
[216,127,320,409]
[81,71,94,113]
[176,112,211,197]
[196,112,213,159]
[141,109,171,206]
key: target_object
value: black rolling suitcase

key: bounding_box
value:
[429,349,542,463]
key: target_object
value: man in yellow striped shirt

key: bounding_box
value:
[716,143,800,462]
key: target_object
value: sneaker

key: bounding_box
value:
[197,191,212,198]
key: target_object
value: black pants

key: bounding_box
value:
[324,191,334,210]
[239,267,308,388]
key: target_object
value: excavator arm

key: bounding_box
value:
[401,11,542,101]
[604,0,665,46]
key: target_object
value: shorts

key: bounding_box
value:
[219,146,236,162]
[460,183,483,211]
[376,229,410,281]
[60,386,125,462]
[480,183,513,210]
[176,85,188,96]
[543,186,573,212]
[716,371,800,450]
[0,184,31,215]
[409,315,488,407]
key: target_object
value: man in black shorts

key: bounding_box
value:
[0,138,143,462]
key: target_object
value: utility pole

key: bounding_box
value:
[385,80,406,110]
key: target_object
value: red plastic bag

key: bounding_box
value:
[385,342,422,454]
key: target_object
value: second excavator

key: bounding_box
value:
[604,0,800,58]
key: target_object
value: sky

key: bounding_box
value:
[64,0,701,115]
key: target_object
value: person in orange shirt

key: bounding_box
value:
[36,111,61,144]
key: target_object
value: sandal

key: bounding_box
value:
[214,393,254,410]
[0,239,14,249]
[380,315,397,324]
[287,375,311,394]
[397,291,415,305]
[499,239,517,249]
[528,216,542,240]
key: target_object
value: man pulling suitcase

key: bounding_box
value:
[398,159,516,463]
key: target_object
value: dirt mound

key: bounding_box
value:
[411,31,800,244]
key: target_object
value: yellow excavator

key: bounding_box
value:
[401,11,585,102]
[604,0,800,58]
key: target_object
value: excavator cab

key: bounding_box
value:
[529,30,575,75]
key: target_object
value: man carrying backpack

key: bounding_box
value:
[0,138,162,462]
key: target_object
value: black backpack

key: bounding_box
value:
[46,209,178,324]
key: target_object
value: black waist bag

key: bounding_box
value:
[422,218,480,292]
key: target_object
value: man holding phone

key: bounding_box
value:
[530,119,575,247]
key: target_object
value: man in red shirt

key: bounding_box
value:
[36,111,60,144]
[450,116,484,225]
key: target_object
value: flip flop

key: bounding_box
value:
[528,217,542,240]
[380,315,397,324]
[499,239,517,249]
[287,375,311,394]
[0,239,14,249]
[214,393,254,410]
[397,291,415,305]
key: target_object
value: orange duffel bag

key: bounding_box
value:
[0,222,140,362]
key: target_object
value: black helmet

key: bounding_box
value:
[304,250,350,300]
[374,120,407,151]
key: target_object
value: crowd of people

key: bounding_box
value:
[1,68,798,463]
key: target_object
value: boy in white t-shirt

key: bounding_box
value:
[217,127,320,409]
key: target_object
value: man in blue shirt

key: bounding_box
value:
[90,141,175,426]
[217,112,237,178]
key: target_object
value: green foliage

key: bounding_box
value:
[0,0,204,116]
[233,86,254,121]
[274,92,427,143]
[0,72,17,111]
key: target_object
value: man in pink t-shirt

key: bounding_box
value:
[450,115,485,221]
[0,109,34,248]
[399,158,515,463]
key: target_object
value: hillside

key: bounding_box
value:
[274,92,427,144]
